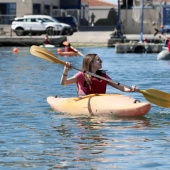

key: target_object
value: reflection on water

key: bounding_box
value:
[1,47,170,169]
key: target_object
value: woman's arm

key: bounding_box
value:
[108,81,138,92]
[60,74,77,85]
[60,62,77,85]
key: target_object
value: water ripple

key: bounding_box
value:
[0,47,170,169]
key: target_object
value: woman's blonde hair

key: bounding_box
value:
[82,54,97,85]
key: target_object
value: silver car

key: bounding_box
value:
[11,15,73,36]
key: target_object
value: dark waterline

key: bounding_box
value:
[1,47,170,169]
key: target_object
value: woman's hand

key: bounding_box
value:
[66,62,72,68]
[64,62,72,71]
[131,85,138,92]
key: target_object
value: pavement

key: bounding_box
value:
[67,31,113,46]
[67,31,161,46]
[0,25,164,47]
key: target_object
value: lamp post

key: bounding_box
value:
[116,0,121,31]
[108,0,126,46]
[116,0,123,37]
[139,0,144,43]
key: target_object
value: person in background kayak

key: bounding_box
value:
[60,54,138,96]
[58,42,78,56]
[57,46,78,56]
[43,35,50,44]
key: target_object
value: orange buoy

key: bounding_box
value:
[57,48,62,52]
[13,48,18,53]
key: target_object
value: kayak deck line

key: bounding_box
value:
[54,93,141,103]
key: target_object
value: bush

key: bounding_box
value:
[95,8,117,26]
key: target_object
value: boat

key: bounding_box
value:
[157,49,170,60]
[39,44,56,48]
[162,46,168,50]
[47,94,151,117]
[58,51,78,57]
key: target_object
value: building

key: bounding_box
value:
[81,0,117,26]
[0,0,60,24]
[0,0,117,27]
[120,0,170,34]
[1,0,169,34]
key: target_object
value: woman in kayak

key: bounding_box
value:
[60,54,138,96]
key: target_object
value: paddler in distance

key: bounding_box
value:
[58,42,78,57]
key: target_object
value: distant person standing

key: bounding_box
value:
[91,12,95,27]
[160,25,164,34]
[168,39,170,52]
[143,38,148,44]
[165,37,169,47]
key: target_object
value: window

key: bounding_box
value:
[31,18,37,22]
[15,18,24,22]
[43,18,54,22]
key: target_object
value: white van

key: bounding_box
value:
[11,15,73,36]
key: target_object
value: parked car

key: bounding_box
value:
[54,16,78,32]
[11,15,73,36]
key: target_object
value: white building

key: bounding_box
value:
[0,0,60,24]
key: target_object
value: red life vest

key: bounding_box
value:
[88,71,108,94]
[44,40,50,44]
[65,46,74,52]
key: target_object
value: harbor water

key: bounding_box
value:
[1,46,170,169]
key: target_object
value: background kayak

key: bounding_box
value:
[39,44,55,48]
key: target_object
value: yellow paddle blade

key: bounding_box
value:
[139,88,170,108]
[30,45,66,66]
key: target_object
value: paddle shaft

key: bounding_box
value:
[72,65,132,90]
[63,41,85,57]
[70,46,85,57]
[66,44,131,89]
[31,45,131,89]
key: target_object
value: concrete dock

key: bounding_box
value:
[0,35,67,46]
[66,31,165,53]
[0,27,166,53]
[67,31,163,46]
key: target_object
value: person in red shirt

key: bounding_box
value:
[58,42,78,56]
[43,35,50,44]
[168,38,170,52]
[60,54,138,96]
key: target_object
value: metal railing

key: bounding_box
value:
[0,15,16,24]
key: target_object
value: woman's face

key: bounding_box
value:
[92,55,102,69]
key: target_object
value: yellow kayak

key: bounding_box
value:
[47,94,151,117]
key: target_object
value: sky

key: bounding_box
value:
[104,0,118,4]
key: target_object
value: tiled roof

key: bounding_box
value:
[154,0,170,2]
[147,0,170,3]
[82,0,170,7]
[82,0,117,7]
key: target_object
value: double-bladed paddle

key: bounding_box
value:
[30,45,170,108]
